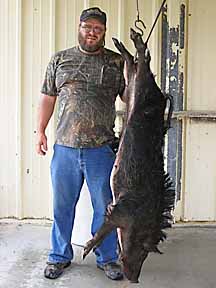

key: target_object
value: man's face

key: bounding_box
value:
[78,18,106,52]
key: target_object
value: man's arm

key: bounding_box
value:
[36,94,57,156]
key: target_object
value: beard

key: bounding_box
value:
[78,32,105,52]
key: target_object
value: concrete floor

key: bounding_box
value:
[0,221,215,288]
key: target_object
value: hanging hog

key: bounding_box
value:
[83,28,175,283]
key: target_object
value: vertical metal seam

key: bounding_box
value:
[151,0,163,79]
[5,0,10,216]
[65,0,68,48]
[39,0,42,75]
[15,0,23,218]
[118,0,125,40]
[84,0,90,9]
[179,0,188,220]
[50,0,56,54]
[48,0,56,163]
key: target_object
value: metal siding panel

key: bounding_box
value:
[55,0,68,50]
[187,0,216,110]
[184,0,216,221]
[161,1,185,214]
[161,4,168,93]
[40,0,57,219]
[22,0,35,217]
[0,1,9,217]
[0,0,172,219]
[184,120,216,221]
[22,0,55,218]
[2,0,214,223]
[167,120,183,201]
[0,0,19,217]
[65,0,77,47]
[19,0,55,218]
[55,0,87,51]
[8,0,21,217]
[14,0,23,218]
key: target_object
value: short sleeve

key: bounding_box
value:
[41,55,58,96]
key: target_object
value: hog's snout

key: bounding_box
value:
[122,253,146,283]
[123,265,140,283]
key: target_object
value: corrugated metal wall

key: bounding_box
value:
[183,0,216,221]
[0,0,162,219]
[0,0,215,221]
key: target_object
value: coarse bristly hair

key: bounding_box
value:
[83,28,176,284]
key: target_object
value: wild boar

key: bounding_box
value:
[83,28,175,283]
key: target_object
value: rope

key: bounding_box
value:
[145,0,167,44]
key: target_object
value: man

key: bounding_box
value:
[36,7,125,281]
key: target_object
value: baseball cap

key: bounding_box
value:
[80,7,107,26]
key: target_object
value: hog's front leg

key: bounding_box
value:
[83,221,115,259]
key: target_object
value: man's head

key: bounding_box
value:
[78,7,107,53]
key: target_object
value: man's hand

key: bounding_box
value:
[36,94,57,156]
[36,132,48,156]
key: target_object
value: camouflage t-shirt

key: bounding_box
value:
[41,46,125,148]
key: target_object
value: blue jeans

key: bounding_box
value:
[48,144,118,265]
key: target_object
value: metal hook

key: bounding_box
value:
[134,19,146,36]
[134,0,146,36]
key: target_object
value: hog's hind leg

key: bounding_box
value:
[112,38,132,58]
[112,38,134,70]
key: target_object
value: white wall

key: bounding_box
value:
[0,0,216,222]
[0,0,162,219]
[183,0,216,221]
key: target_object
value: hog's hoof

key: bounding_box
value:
[106,203,115,217]
[112,38,125,54]
[83,240,95,260]
[130,28,140,40]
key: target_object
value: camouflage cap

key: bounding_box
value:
[80,7,106,26]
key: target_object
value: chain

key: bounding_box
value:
[135,0,146,36]
[136,0,140,21]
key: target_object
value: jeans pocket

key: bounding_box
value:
[104,145,116,158]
